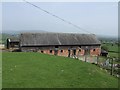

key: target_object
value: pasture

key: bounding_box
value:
[102,43,118,53]
[2,52,118,88]
[101,43,119,60]
[0,52,1,89]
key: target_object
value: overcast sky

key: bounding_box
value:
[2,2,118,37]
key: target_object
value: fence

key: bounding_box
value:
[76,55,120,77]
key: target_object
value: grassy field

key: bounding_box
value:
[102,43,119,59]
[2,52,118,88]
[102,43,118,53]
[0,52,2,89]
[108,52,119,58]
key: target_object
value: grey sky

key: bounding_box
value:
[2,2,118,37]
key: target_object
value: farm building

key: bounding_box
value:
[100,49,108,57]
[19,33,101,58]
[7,38,19,49]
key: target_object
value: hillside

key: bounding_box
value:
[2,52,118,88]
[0,52,1,89]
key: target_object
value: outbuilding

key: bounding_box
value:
[20,33,101,58]
[100,49,108,57]
[7,38,20,49]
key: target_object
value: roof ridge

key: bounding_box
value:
[21,32,95,35]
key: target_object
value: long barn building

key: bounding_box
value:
[18,33,101,58]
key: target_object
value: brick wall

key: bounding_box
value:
[21,45,101,57]
[90,48,101,56]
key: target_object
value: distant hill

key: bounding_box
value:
[96,35,118,43]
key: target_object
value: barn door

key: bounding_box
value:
[73,49,76,56]
[68,49,71,57]
[85,49,90,55]
[54,49,58,55]
[54,46,58,55]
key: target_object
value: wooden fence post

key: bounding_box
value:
[85,55,87,62]
[110,58,113,75]
[97,55,99,65]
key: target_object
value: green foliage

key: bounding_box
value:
[2,52,118,88]
[101,45,109,51]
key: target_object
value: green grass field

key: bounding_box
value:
[108,52,119,58]
[2,52,118,88]
[102,43,118,52]
[0,52,2,89]
[102,43,119,59]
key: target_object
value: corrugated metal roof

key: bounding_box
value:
[20,33,101,46]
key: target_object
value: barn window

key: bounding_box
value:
[93,49,96,51]
[61,50,63,53]
[55,46,58,48]
[50,50,52,53]
[41,50,44,53]
[79,49,81,52]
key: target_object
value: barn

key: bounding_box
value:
[19,33,101,58]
